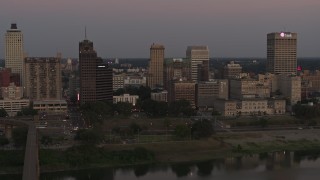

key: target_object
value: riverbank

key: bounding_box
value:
[1,129,320,174]
[37,129,320,172]
[100,129,320,161]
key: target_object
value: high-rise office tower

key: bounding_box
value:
[147,43,165,89]
[186,46,209,82]
[25,56,61,100]
[267,32,297,75]
[79,37,112,104]
[5,23,24,87]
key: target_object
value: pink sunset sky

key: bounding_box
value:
[1,0,320,58]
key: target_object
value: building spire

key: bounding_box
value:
[85,26,87,40]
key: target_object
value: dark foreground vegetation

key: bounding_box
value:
[40,145,155,168]
[0,145,155,173]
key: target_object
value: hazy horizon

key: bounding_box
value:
[1,0,320,58]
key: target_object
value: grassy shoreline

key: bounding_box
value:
[2,133,320,175]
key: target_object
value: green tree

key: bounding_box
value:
[126,85,139,95]
[154,101,168,117]
[163,118,172,129]
[259,117,268,128]
[292,104,320,120]
[114,102,133,116]
[80,101,113,125]
[192,119,214,139]
[140,99,168,117]
[174,124,191,139]
[0,108,8,117]
[12,127,28,147]
[74,128,104,144]
[141,99,157,116]
[113,88,125,96]
[16,107,38,116]
[0,136,9,146]
[41,135,53,145]
[138,86,151,101]
[130,122,142,134]
[212,109,221,116]
[168,100,195,117]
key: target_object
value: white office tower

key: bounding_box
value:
[186,46,209,82]
[5,23,24,87]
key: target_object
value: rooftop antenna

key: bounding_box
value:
[85,26,87,40]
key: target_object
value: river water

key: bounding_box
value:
[2,150,320,180]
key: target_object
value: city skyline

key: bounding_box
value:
[1,0,320,58]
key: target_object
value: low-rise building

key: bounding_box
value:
[213,99,285,116]
[151,90,168,102]
[196,80,228,109]
[0,99,30,116]
[274,75,301,105]
[113,94,139,106]
[172,81,196,107]
[1,82,23,100]
[222,61,242,79]
[124,76,146,87]
[33,100,68,113]
[113,74,125,91]
[229,78,270,99]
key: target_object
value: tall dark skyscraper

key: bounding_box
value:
[267,32,297,75]
[79,37,112,104]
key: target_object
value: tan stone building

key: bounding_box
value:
[196,80,228,109]
[5,24,24,87]
[301,70,320,93]
[257,73,301,105]
[113,74,125,91]
[25,57,61,100]
[214,99,285,116]
[1,82,23,100]
[33,100,67,113]
[172,81,196,107]
[163,58,191,90]
[223,61,242,79]
[151,90,168,102]
[147,43,164,89]
[124,75,146,88]
[275,75,301,105]
[229,78,270,99]
[0,99,30,117]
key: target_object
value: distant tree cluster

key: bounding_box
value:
[113,86,151,101]
[293,104,320,119]
[191,119,214,139]
[137,99,196,117]
[12,127,28,147]
[0,108,8,117]
[82,85,196,126]
[74,128,104,144]
[80,101,114,125]
[16,107,38,116]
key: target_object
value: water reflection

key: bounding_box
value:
[133,164,149,177]
[196,161,214,176]
[171,163,192,177]
[40,168,114,180]
[2,150,320,180]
